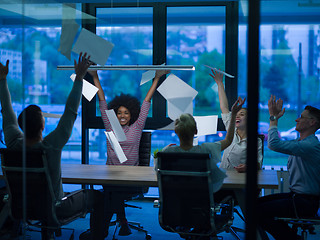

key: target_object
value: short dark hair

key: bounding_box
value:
[108,94,141,125]
[18,105,43,139]
[305,105,320,129]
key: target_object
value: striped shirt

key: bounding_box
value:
[100,100,151,166]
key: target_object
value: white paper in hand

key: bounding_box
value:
[105,109,127,142]
[70,74,98,101]
[203,64,234,78]
[104,131,127,163]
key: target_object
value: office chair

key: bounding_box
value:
[110,131,152,240]
[156,152,234,240]
[275,197,320,240]
[0,148,87,240]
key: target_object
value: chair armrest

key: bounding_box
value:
[153,199,160,208]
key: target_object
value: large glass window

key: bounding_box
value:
[167,6,226,116]
[238,1,320,168]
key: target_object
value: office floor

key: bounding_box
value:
[2,198,320,240]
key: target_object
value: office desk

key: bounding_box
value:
[60,164,279,190]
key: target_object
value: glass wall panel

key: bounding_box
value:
[165,6,226,148]
[239,1,320,168]
[90,7,153,164]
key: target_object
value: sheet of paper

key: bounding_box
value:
[105,109,127,142]
[42,112,62,118]
[70,74,98,102]
[58,4,79,60]
[104,131,127,163]
[72,28,114,66]
[140,70,156,85]
[157,74,198,121]
[203,64,235,78]
[140,63,165,85]
[194,115,218,136]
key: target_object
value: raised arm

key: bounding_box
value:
[144,70,170,102]
[44,52,91,148]
[0,60,24,147]
[209,69,229,113]
[89,70,105,101]
[219,97,245,150]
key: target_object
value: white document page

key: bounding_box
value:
[70,74,98,102]
[105,109,127,142]
[104,131,127,163]
[72,28,114,66]
[140,70,156,85]
[194,115,218,136]
[58,20,79,60]
[203,64,235,78]
[58,4,79,60]
[157,74,198,121]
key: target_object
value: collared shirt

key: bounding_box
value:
[268,126,320,196]
[219,112,263,170]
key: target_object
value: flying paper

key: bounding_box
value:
[140,70,156,85]
[104,131,127,163]
[204,65,234,78]
[194,115,218,136]
[157,74,198,121]
[70,73,98,101]
[58,4,80,60]
[72,28,114,66]
[105,109,127,142]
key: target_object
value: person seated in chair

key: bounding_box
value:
[162,97,245,189]
[162,97,244,239]
[0,54,105,240]
[257,95,320,240]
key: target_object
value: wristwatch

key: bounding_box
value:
[269,116,277,121]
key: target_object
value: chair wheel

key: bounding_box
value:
[146,233,152,239]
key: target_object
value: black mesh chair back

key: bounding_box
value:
[0,148,85,239]
[156,152,221,237]
[138,131,151,167]
[0,148,59,227]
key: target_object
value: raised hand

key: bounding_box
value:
[0,60,9,80]
[209,69,224,85]
[74,52,92,80]
[231,96,246,116]
[155,69,170,79]
[268,95,285,119]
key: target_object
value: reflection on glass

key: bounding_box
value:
[167,6,226,117]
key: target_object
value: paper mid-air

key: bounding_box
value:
[157,74,198,121]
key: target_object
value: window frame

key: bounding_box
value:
[80,1,239,163]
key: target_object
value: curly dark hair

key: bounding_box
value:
[108,94,141,125]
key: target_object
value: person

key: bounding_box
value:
[161,97,244,239]
[162,96,245,185]
[210,69,263,172]
[0,54,105,240]
[257,95,320,240]
[80,69,169,239]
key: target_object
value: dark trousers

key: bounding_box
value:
[56,189,105,240]
[257,192,319,240]
[102,186,142,229]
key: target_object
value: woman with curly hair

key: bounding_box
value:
[80,70,169,239]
